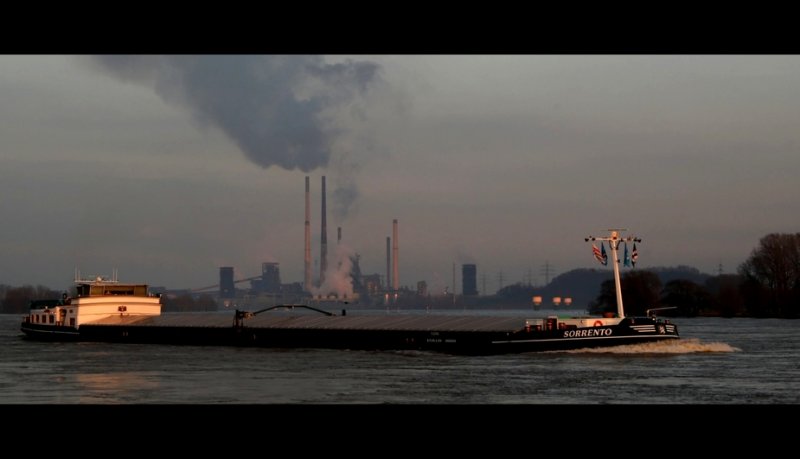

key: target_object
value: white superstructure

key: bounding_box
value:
[24,273,162,330]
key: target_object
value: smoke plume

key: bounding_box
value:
[87,55,381,172]
[311,243,355,299]
[331,153,360,221]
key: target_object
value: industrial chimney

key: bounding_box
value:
[392,219,399,291]
[304,176,312,292]
[320,175,328,286]
[386,236,391,290]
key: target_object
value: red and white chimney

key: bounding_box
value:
[392,219,398,291]
[320,176,328,286]
[304,176,312,292]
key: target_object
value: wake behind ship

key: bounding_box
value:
[20,230,679,355]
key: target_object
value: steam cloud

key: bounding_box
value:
[311,243,356,299]
[88,55,381,172]
[332,181,359,221]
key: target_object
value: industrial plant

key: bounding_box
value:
[174,176,573,311]
[182,176,411,309]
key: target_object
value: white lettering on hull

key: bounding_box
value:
[426,338,457,344]
[563,328,613,338]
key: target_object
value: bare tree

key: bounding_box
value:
[739,233,800,318]
[1,285,60,314]
[660,279,711,317]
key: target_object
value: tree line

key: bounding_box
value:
[0,285,61,314]
[589,233,800,318]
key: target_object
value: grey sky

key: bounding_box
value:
[1,55,798,293]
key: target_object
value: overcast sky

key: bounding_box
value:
[1,55,798,293]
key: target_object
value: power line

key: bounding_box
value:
[540,261,555,285]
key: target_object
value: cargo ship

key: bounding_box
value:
[20,230,679,354]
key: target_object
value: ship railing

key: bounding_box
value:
[233,304,336,328]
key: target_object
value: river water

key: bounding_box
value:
[1,311,797,404]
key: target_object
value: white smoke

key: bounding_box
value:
[311,243,355,299]
[86,55,381,173]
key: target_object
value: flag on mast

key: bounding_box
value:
[631,243,639,267]
[601,242,608,265]
[592,243,604,265]
[623,242,631,267]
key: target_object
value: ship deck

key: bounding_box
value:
[83,312,529,332]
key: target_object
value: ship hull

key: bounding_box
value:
[21,314,679,355]
[20,322,81,341]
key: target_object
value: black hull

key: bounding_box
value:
[20,323,81,341]
[21,315,679,355]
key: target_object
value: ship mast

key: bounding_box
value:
[585,229,641,318]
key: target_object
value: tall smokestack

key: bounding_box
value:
[453,262,456,304]
[386,236,391,290]
[337,226,341,245]
[392,219,399,291]
[304,176,312,292]
[320,175,328,285]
